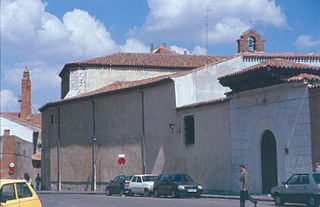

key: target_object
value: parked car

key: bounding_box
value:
[0,179,42,207]
[127,174,157,196]
[271,173,320,207]
[106,175,132,196]
[153,174,203,198]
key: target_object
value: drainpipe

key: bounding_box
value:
[57,107,61,191]
[91,100,97,191]
[138,88,146,174]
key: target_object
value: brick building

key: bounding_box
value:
[40,30,320,193]
[0,68,41,180]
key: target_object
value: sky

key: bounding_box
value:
[1,0,320,113]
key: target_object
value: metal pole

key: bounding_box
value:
[57,107,61,191]
[91,101,96,191]
[138,89,146,174]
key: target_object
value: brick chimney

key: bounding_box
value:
[150,43,154,53]
[4,129,10,136]
[20,67,31,119]
[162,42,166,48]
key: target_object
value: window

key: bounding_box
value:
[131,177,137,182]
[0,184,16,201]
[301,175,310,184]
[16,183,33,198]
[113,176,120,182]
[287,175,300,185]
[184,115,195,145]
[50,114,54,125]
[137,177,142,183]
[313,174,320,184]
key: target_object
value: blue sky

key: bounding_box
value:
[1,0,320,113]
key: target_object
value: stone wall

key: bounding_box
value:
[309,87,320,171]
[229,81,313,193]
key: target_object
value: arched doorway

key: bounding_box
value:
[261,130,278,194]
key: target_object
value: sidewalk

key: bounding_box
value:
[36,191,274,201]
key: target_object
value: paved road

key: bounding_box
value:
[39,194,307,207]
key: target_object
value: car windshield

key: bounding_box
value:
[313,174,320,184]
[171,174,193,182]
[142,176,156,182]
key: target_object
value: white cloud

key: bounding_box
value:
[170,45,190,54]
[143,0,287,44]
[294,35,320,49]
[0,89,19,112]
[192,45,207,55]
[120,39,149,53]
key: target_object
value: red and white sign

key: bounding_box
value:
[9,168,15,175]
[9,162,15,168]
[118,157,126,166]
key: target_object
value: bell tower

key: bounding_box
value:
[237,29,265,53]
[20,67,31,119]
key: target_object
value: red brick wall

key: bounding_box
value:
[309,87,320,171]
[237,30,265,53]
[0,134,15,179]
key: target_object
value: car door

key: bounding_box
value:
[16,182,41,207]
[0,183,19,207]
[110,176,120,194]
[300,174,311,203]
[156,175,165,195]
[136,177,144,194]
[130,177,138,193]
[285,174,305,203]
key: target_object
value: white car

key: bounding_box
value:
[128,174,158,196]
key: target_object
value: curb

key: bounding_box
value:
[201,195,273,202]
[37,191,105,195]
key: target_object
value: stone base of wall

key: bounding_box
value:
[50,182,108,192]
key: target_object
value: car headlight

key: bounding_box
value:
[198,185,203,190]
[178,185,185,190]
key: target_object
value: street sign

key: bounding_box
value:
[9,162,15,168]
[9,168,15,175]
[118,154,125,158]
[117,157,126,166]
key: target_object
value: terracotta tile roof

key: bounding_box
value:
[242,52,320,58]
[60,52,230,76]
[175,98,228,110]
[287,73,320,82]
[0,112,41,130]
[40,74,176,111]
[219,58,320,80]
[32,154,41,160]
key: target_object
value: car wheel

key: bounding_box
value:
[119,188,124,196]
[308,196,319,207]
[195,194,201,198]
[171,189,177,198]
[127,190,133,196]
[274,194,283,205]
[106,188,111,196]
[143,189,151,197]
[154,189,160,197]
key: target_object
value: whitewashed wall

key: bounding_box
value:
[0,117,34,142]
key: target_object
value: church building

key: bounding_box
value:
[40,30,320,194]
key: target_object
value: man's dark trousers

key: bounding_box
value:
[240,190,257,207]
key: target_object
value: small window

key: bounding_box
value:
[16,183,33,198]
[287,175,300,185]
[301,175,310,184]
[0,184,16,201]
[184,115,195,145]
[137,177,142,183]
[131,177,137,182]
[50,114,54,125]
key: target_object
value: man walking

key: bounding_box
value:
[35,173,41,191]
[239,165,257,207]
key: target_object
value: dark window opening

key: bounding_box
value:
[50,114,54,125]
[33,131,39,154]
[184,115,195,145]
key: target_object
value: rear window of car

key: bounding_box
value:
[142,176,156,182]
[125,176,132,181]
[313,174,320,184]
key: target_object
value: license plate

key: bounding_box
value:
[187,189,197,192]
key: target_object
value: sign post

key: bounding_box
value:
[117,154,126,174]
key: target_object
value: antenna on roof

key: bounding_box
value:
[204,5,211,55]
[249,18,254,30]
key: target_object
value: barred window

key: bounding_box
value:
[184,115,195,145]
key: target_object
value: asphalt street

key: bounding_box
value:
[39,194,307,207]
